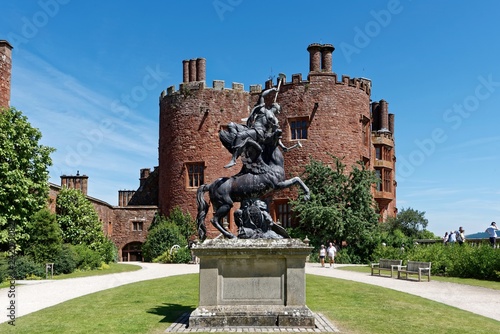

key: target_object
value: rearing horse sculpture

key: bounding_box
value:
[196,128,310,240]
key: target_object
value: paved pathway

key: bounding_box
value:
[0,262,499,325]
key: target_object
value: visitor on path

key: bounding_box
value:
[327,242,337,268]
[485,222,498,248]
[443,232,449,245]
[319,245,326,267]
[448,231,456,244]
[456,227,465,246]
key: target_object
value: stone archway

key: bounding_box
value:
[122,242,143,262]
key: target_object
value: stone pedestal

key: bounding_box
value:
[189,238,315,328]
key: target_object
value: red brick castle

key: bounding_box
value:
[0,41,396,260]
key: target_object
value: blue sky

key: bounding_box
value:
[1,1,500,237]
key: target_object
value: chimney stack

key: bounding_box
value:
[321,44,335,73]
[380,100,389,131]
[307,43,322,72]
[0,40,13,109]
[61,171,89,196]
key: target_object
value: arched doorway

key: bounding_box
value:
[122,242,143,262]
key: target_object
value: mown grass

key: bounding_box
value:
[1,273,498,334]
[0,262,142,289]
[51,262,142,280]
[339,265,500,290]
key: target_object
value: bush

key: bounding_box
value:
[98,237,118,263]
[24,209,63,264]
[0,254,8,283]
[372,242,500,280]
[73,244,102,270]
[10,255,45,279]
[53,244,78,275]
[142,223,187,262]
[171,246,191,263]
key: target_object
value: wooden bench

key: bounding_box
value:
[397,261,432,282]
[370,259,402,278]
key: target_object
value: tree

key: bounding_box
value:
[0,107,54,250]
[290,157,380,263]
[25,208,63,263]
[142,207,196,262]
[385,207,429,238]
[56,188,104,250]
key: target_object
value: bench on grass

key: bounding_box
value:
[397,261,432,282]
[370,259,402,278]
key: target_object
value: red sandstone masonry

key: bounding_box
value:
[158,43,397,235]
[0,40,13,109]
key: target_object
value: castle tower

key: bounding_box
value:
[157,42,397,236]
[60,171,89,195]
[371,99,396,221]
[0,40,13,109]
[158,60,248,237]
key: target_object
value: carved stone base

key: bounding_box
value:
[189,239,314,328]
[189,305,315,327]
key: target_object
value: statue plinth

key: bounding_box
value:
[189,239,315,328]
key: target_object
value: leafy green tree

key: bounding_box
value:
[56,188,104,250]
[0,107,54,250]
[290,157,379,263]
[25,208,63,263]
[142,223,187,262]
[143,207,196,262]
[384,207,430,238]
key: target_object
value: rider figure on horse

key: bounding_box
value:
[224,87,281,168]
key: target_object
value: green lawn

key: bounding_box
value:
[1,273,499,334]
[51,262,142,280]
[0,263,141,289]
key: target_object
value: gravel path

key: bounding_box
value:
[0,262,498,324]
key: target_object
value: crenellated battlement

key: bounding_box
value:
[159,42,372,101]
[160,80,247,100]
[159,72,370,101]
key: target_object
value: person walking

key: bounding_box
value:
[319,245,326,267]
[448,231,456,244]
[327,242,337,268]
[485,222,498,248]
[456,227,465,246]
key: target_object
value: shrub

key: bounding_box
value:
[24,209,63,264]
[142,223,187,262]
[73,244,101,270]
[97,237,118,263]
[53,244,78,275]
[171,246,191,263]
[372,243,500,280]
[0,254,8,283]
[10,255,45,279]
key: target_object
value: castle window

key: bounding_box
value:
[375,168,392,192]
[384,169,392,192]
[186,162,204,188]
[375,145,392,161]
[375,169,382,191]
[132,221,143,231]
[289,117,309,140]
[361,115,370,146]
